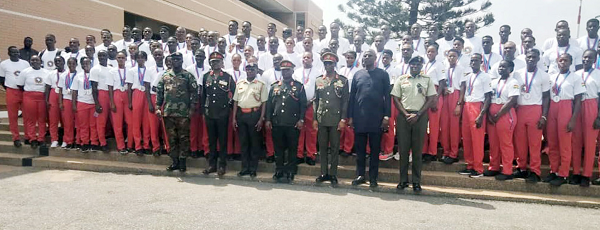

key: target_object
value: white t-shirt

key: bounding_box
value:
[125,56,137,70]
[45,69,66,90]
[423,59,446,85]
[372,39,401,56]
[412,38,426,56]
[107,59,118,68]
[258,52,276,72]
[542,45,584,75]
[490,76,520,104]
[577,36,600,51]
[126,67,156,92]
[0,59,30,89]
[89,65,112,91]
[40,49,59,70]
[442,64,467,93]
[71,72,95,104]
[514,68,551,106]
[146,66,166,95]
[490,58,526,79]
[339,65,360,92]
[462,71,492,103]
[293,66,320,101]
[550,71,586,101]
[542,38,580,52]
[516,54,548,73]
[481,52,503,74]
[186,65,209,87]
[61,51,85,73]
[383,65,404,86]
[260,68,282,89]
[225,68,247,83]
[463,36,483,57]
[106,68,128,92]
[492,43,506,57]
[57,71,78,99]
[282,52,302,69]
[575,69,600,100]
[436,38,454,58]
[17,67,48,92]
[176,42,188,53]
[223,34,237,47]
[115,39,133,53]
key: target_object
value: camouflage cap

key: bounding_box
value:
[280,60,295,69]
[321,52,339,63]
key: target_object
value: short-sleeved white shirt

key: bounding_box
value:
[462,71,492,103]
[0,59,30,89]
[550,71,586,101]
[60,51,85,73]
[442,64,467,93]
[490,77,520,104]
[423,60,445,85]
[225,68,247,83]
[260,68,282,90]
[186,65,209,87]
[463,36,483,57]
[146,66,166,95]
[490,58,526,79]
[45,69,66,90]
[57,71,78,99]
[481,52,503,74]
[339,66,360,92]
[575,69,600,100]
[282,52,302,69]
[71,72,95,104]
[543,45,584,75]
[383,65,404,86]
[293,66,320,101]
[514,68,551,105]
[89,65,112,91]
[18,67,49,92]
[126,67,156,92]
[40,49,59,70]
[258,52,275,71]
[516,55,548,73]
[577,36,600,51]
[106,68,128,92]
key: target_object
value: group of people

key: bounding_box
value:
[2,17,600,191]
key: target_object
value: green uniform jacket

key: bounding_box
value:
[313,74,349,126]
[155,69,199,117]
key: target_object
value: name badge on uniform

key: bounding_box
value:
[219,80,228,87]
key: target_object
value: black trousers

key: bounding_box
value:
[237,110,261,172]
[206,116,229,168]
[397,113,428,184]
[354,131,382,180]
[272,126,299,174]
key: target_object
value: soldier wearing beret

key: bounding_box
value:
[232,63,268,178]
[313,52,349,185]
[265,60,307,183]
[155,52,199,172]
[390,56,437,192]
[202,52,236,176]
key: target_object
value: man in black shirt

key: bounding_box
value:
[19,37,38,62]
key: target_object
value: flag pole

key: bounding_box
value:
[577,0,582,38]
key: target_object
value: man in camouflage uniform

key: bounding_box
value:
[155,52,199,172]
[313,52,349,186]
[202,52,236,176]
[265,60,307,183]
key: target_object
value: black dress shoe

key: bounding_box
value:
[287,173,295,182]
[238,170,251,177]
[330,176,338,185]
[443,156,458,164]
[24,139,30,145]
[266,156,275,163]
[217,167,226,176]
[369,180,378,188]
[495,174,514,181]
[232,154,242,161]
[305,157,316,166]
[203,167,217,175]
[273,171,284,181]
[30,140,39,149]
[543,173,558,183]
[397,182,409,190]
[351,176,366,186]
[512,169,529,178]
[179,158,187,172]
[550,177,567,186]
[249,171,257,178]
[166,157,180,171]
[483,170,500,177]
[13,140,21,148]
[315,174,330,183]
[525,173,541,183]
[412,183,422,192]
[568,175,582,185]
[296,157,305,164]
[198,150,205,158]
[580,176,591,187]
[100,145,109,153]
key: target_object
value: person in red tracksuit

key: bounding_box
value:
[107,51,131,154]
[0,46,30,147]
[90,50,112,152]
[440,49,466,163]
[146,49,167,156]
[293,52,320,165]
[422,44,446,163]
[44,56,66,148]
[485,60,520,180]
[544,53,585,187]
[570,49,600,187]
[457,53,492,178]
[71,57,98,153]
[186,49,209,158]
[57,57,79,149]
[126,51,157,156]
[18,55,48,149]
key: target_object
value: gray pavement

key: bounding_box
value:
[0,166,597,230]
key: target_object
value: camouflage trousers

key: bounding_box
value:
[164,117,190,159]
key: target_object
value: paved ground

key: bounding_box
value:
[0,166,597,230]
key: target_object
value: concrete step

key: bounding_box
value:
[31,156,600,208]
[43,148,600,198]
[0,152,37,166]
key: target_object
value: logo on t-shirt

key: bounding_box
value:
[13,71,20,76]
[47,61,54,67]
[35,77,43,84]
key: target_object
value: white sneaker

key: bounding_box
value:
[393,152,400,160]
[50,141,59,148]
[60,142,68,148]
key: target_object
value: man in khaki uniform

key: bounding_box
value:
[390,56,437,192]
[232,63,268,178]
[313,52,349,185]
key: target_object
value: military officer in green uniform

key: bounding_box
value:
[155,52,199,172]
[265,60,307,183]
[390,56,437,192]
[202,52,236,176]
[232,63,268,178]
[313,52,349,186]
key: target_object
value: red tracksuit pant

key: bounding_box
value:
[572,99,598,177]
[147,95,160,152]
[190,104,208,152]
[132,90,150,150]
[23,91,46,142]
[62,99,76,144]
[462,102,486,174]
[111,90,130,150]
[340,126,354,153]
[48,90,62,142]
[227,110,241,155]
[441,91,461,158]
[297,103,317,159]
[547,100,573,178]
[264,124,275,157]
[76,102,98,145]
[6,88,23,141]
[96,90,110,146]
[381,99,397,154]
[423,95,443,156]
[487,104,517,175]
[514,105,543,176]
